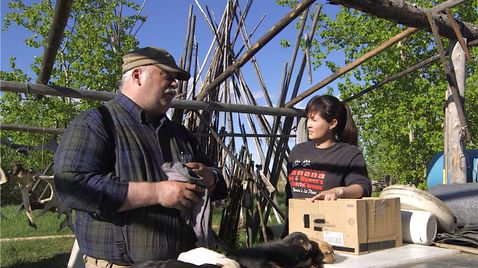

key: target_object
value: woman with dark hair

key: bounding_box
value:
[285,95,372,202]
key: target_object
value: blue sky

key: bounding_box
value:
[1,0,343,108]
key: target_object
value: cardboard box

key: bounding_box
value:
[289,197,402,255]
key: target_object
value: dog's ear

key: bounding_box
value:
[282,232,313,252]
[282,232,309,244]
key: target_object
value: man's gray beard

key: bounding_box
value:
[164,88,177,95]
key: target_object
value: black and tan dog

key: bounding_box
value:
[132,232,335,268]
[231,232,335,268]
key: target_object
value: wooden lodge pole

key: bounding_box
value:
[286,27,419,107]
[0,81,304,117]
[195,0,316,100]
[444,41,467,184]
[37,0,73,86]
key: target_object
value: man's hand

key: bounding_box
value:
[156,180,204,211]
[119,180,203,212]
[119,164,221,212]
[183,162,215,188]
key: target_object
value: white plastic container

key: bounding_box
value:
[380,185,455,233]
[401,209,437,245]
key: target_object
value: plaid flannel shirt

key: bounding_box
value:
[54,94,226,263]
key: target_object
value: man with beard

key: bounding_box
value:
[55,47,227,267]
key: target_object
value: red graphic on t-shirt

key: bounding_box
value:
[288,168,325,196]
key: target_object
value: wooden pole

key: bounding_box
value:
[194,111,253,178]
[328,0,478,42]
[286,27,419,107]
[445,41,467,184]
[0,81,304,117]
[236,73,272,163]
[433,242,478,255]
[236,8,273,107]
[37,0,73,86]
[344,35,478,103]
[284,7,310,93]
[0,124,295,138]
[427,12,470,141]
[172,5,195,123]
[1,124,64,135]
[196,0,316,100]
[263,64,288,190]
[344,54,441,102]
[445,9,472,60]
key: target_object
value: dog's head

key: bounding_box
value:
[310,238,336,264]
[283,232,313,252]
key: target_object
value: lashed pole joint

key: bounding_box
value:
[445,9,472,60]
[426,11,470,142]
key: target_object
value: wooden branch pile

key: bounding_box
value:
[174,0,318,246]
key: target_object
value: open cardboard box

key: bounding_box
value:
[289,197,402,255]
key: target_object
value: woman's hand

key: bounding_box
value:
[311,188,345,201]
[311,184,365,201]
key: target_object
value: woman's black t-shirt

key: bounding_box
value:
[286,141,372,199]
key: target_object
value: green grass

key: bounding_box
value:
[0,191,286,267]
[1,205,74,267]
[1,205,73,238]
[1,237,74,268]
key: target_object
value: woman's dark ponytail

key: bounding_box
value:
[341,103,358,145]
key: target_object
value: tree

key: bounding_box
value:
[1,0,146,196]
[282,0,478,187]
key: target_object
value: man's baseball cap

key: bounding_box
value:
[122,46,190,81]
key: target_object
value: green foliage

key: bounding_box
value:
[276,0,299,8]
[1,0,145,184]
[280,39,291,48]
[464,45,478,144]
[281,1,478,186]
